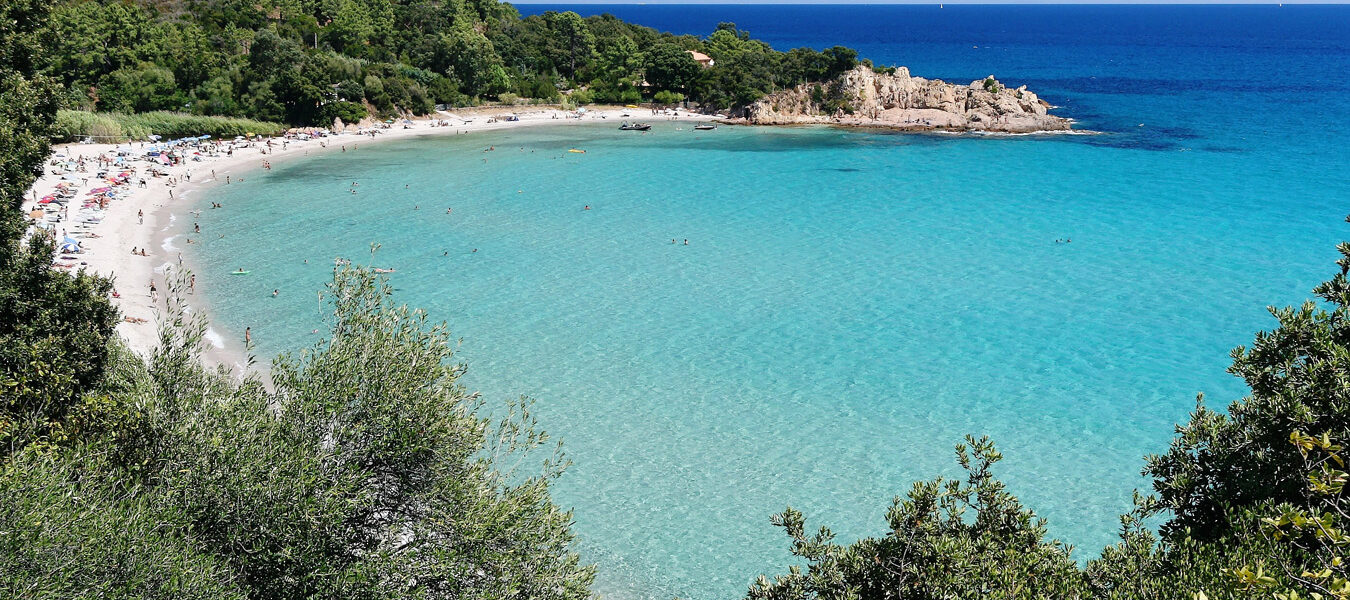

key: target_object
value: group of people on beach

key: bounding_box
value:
[35,109,699,355]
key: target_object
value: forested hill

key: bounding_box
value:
[40,0,863,125]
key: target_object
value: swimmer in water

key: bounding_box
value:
[272,289,279,297]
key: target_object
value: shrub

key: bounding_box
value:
[570,88,594,105]
[320,101,367,125]
[53,110,284,142]
[652,89,685,106]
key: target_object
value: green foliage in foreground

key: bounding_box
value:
[1144,236,1350,540]
[1,268,595,599]
[54,110,286,142]
[1,0,120,459]
[747,232,1350,599]
[749,436,1089,599]
[1234,431,1350,599]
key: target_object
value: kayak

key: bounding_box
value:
[568,148,586,153]
[230,270,250,275]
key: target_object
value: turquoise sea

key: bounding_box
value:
[189,6,1350,599]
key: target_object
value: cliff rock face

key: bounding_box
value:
[744,65,1072,133]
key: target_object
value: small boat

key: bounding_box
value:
[694,124,717,130]
[568,148,586,153]
[619,122,651,131]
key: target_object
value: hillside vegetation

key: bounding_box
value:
[40,0,865,125]
[54,110,285,141]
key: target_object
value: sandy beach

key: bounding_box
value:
[24,105,719,372]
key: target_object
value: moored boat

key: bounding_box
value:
[694,124,717,130]
[619,122,652,131]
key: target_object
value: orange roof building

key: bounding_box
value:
[686,50,715,68]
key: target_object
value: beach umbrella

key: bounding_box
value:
[59,237,80,253]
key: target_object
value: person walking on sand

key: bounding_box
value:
[245,327,251,345]
[138,209,143,224]
[189,274,195,294]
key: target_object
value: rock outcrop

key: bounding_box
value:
[742,65,1072,133]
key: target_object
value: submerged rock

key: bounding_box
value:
[742,65,1073,133]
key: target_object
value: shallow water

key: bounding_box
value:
[191,5,1350,599]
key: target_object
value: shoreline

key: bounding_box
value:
[28,103,1080,378]
[25,105,718,375]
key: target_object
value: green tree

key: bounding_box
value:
[1144,231,1350,540]
[545,11,593,80]
[0,0,119,457]
[444,22,510,98]
[0,446,244,599]
[97,62,182,113]
[748,436,1088,600]
[1228,431,1350,599]
[644,41,700,94]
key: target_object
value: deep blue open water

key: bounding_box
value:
[190,5,1350,598]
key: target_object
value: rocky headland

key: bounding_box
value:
[738,65,1073,134]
